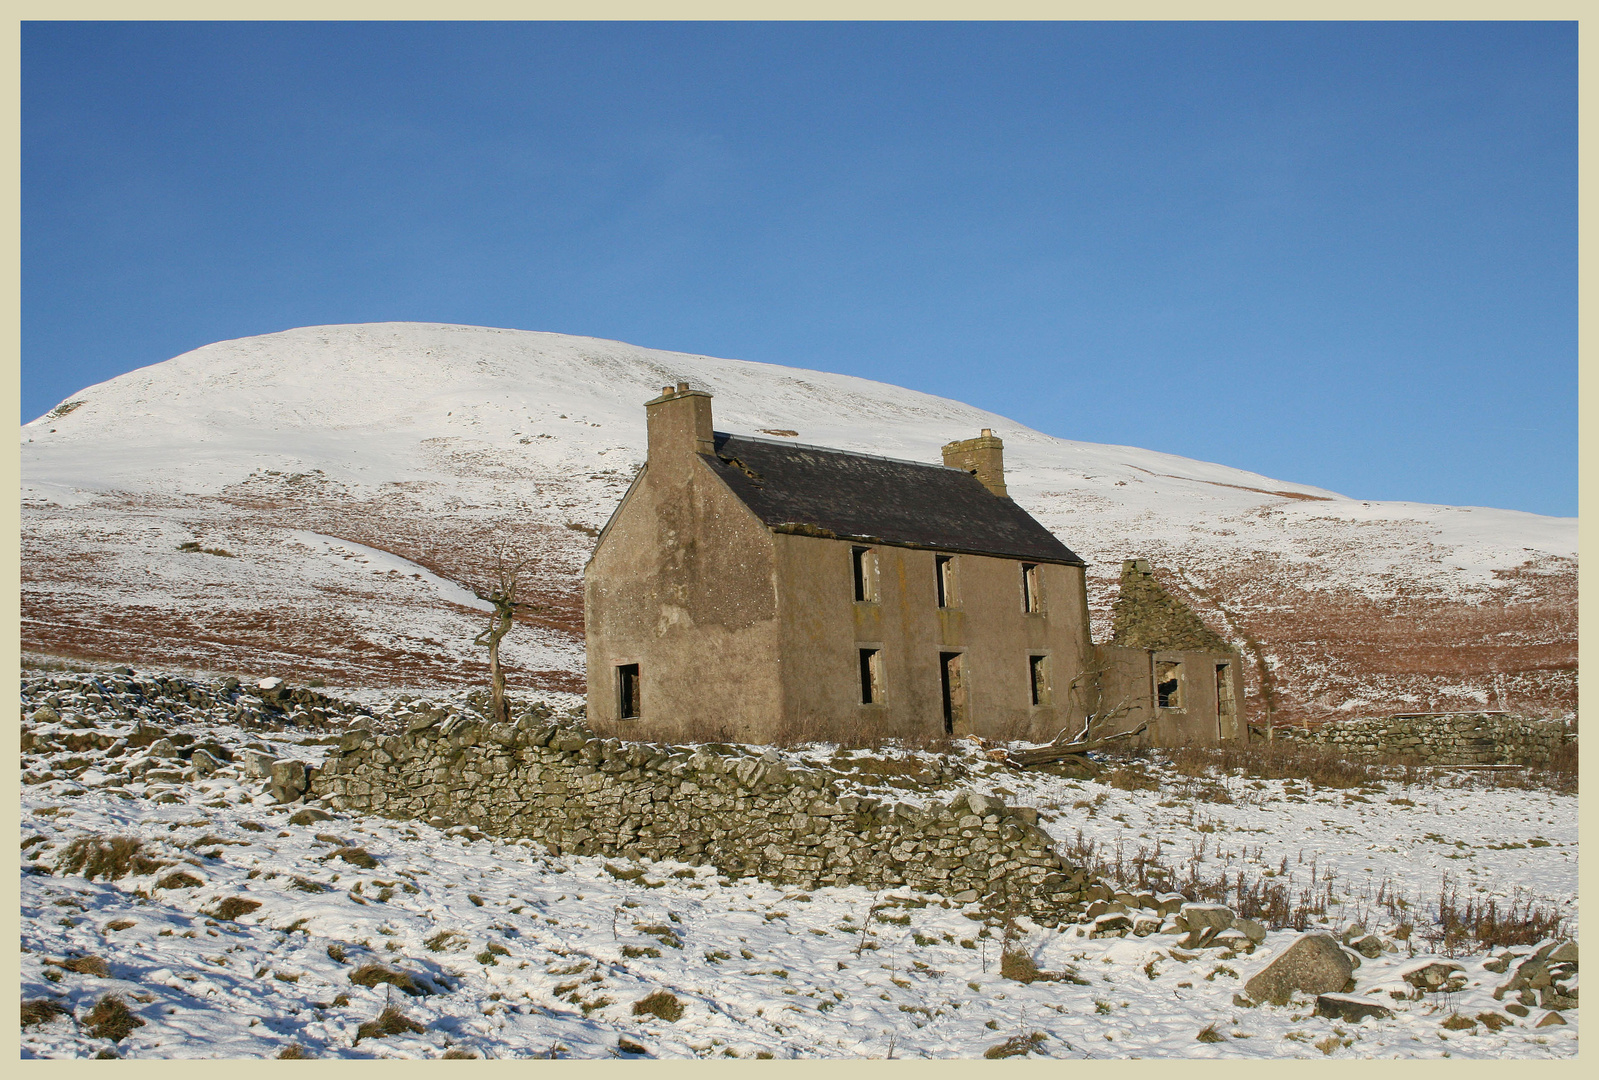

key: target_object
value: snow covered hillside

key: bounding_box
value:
[20,323,1577,724]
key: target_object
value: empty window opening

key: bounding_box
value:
[940,652,966,735]
[1029,654,1051,707]
[852,547,878,602]
[1021,563,1042,613]
[1156,661,1183,709]
[936,555,957,608]
[617,663,641,719]
[859,648,882,705]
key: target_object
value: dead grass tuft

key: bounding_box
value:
[999,950,1042,984]
[330,846,378,869]
[983,1032,1046,1058]
[83,994,145,1043]
[1196,1023,1226,1044]
[349,964,424,996]
[210,897,262,921]
[631,990,684,1022]
[49,954,110,978]
[277,1044,308,1059]
[21,999,70,1027]
[354,1004,425,1043]
[55,835,165,880]
[155,870,203,890]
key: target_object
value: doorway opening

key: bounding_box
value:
[940,652,966,736]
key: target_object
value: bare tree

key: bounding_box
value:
[472,550,538,725]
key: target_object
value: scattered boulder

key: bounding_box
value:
[31,705,60,724]
[240,750,277,779]
[1181,903,1235,931]
[189,749,222,776]
[1546,941,1577,965]
[268,760,309,803]
[146,738,179,759]
[1535,1011,1566,1028]
[1351,934,1385,959]
[1505,1002,1530,1018]
[1242,933,1355,1005]
[1314,994,1394,1023]
[288,806,333,826]
[1233,917,1267,944]
[1400,959,1466,992]
[1496,956,1552,997]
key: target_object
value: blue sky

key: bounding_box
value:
[22,21,1576,516]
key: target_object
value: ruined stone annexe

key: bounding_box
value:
[313,715,1094,924]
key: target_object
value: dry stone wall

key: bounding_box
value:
[312,714,1094,925]
[1278,713,1573,766]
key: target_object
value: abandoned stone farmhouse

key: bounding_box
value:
[583,382,1243,747]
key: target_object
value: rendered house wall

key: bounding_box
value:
[583,390,783,743]
[773,534,1094,743]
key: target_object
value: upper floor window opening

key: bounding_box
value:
[1021,563,1043,613]
[852,546,879,603]
[935,555,959,608]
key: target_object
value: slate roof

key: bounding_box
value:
[702,433,1084,566]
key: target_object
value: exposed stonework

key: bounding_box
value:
[1110,559,1231,653]
[1277,713,1574,766]
[311,715,1095,924]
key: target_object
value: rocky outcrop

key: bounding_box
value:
[312,717,1094,924]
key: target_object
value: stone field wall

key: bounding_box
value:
[312,714,1095,925]
[1278,713,1574,766]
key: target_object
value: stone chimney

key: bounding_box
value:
[942,428,1007,498]
[645,381,715,461]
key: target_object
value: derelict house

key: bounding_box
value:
[583,383,1097,745]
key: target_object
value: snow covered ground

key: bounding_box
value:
[21,670,1577,1059]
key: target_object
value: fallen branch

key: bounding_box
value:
[1006,723,1148,768]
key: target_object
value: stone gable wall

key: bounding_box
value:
[1277,713,1573,766]
[311,714,1093,924]
[1110,559,1231,653]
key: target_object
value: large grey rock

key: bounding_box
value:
[268,760,309,803]
[189,748,222,776]
[147,737,179,759]
[1242,933,1355,1005]
[240,750,277,779]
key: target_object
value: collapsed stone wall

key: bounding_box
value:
[312,715,1095,925]
[1277,713,1574,766]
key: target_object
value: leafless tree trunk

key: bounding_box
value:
[473,551,537,725]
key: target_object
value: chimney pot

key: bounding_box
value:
[981,428,992,437]
[661,385,674,397]
[676,381,690,393]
